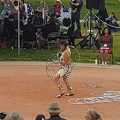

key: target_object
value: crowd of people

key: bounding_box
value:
[0,0,82,49]
[0,102,102,120]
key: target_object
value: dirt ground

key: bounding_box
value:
[0,62,120,120]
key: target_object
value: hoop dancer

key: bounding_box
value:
[54,41,74,98]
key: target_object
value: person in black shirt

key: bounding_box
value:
[67,0,83,31]
[33,11,44,35]
[41,16,59,39]
[46,102,66,120]
[3,14,17,49]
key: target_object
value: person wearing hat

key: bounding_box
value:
[46,102,66,120]
[5,111,24,120]
[52,0,63,18]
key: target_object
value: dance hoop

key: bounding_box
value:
[46,46,80,82]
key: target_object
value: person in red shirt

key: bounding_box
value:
[99,27,113,65]
[52,0,63,18]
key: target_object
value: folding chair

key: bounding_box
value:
[98,50,114,65]
[47,32,59,50]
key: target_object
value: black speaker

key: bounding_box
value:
[98,0,105,10]
[86,0,105,10]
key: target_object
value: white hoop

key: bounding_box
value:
[46,46,80,82]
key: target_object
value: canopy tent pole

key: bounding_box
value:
[17,0,20,55]
[42,0,46,24]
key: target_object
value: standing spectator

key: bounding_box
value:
[67,0,83,31]
[52,0,63,18]
[46,102,66,120]
[35,114,45,120]
[5,111,24,120]
[1,0,4,10]
[37,0,49,15]
[99,27,113,65]
[105,12,120,32]
[3,14,17,49]
[85,109,102,120]
[37,0,49,23]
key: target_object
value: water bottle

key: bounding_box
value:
[95,59,98,65]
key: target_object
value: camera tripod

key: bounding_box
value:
[75,9,101,52]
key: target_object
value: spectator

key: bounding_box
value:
[1,6,11,18]
[105,12,120,32]
[46,102,66,120]
[85,109,102,120]
[0,19,4,37]
[99,27,113,65]
[48,14,60,29]
[41,15,59,39]
[67,0,83,31]
[23,18,37,42]
[3,14,17,49]
[37,0,49,15]
[52,0,63,18]
[37,0,49,23]
[35,114,45,120]
[33,11,44,35]
[5,111,24,120]
[1,0,4,10]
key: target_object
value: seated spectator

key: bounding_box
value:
[33,11,44,35]
[5,111,24,120]
[52,0,63,18]
[23,18,37,41]
[46,102,66,120]
[105,12,120,32]
[22,19,37,49]
[35,114,45,120]
[85,109,102,120]
[41,15,59,39]
[49,14,60,29]
[99,27,113,65]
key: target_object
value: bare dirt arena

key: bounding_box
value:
[0,62,120,120]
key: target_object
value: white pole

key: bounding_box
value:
[42,0,45,24]
[18,0,20,55]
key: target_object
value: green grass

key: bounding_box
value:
[0,31,120,64]
[24,0,120,20]
[0,0,120,19]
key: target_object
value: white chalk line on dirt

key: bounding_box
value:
[68,91,120,105]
